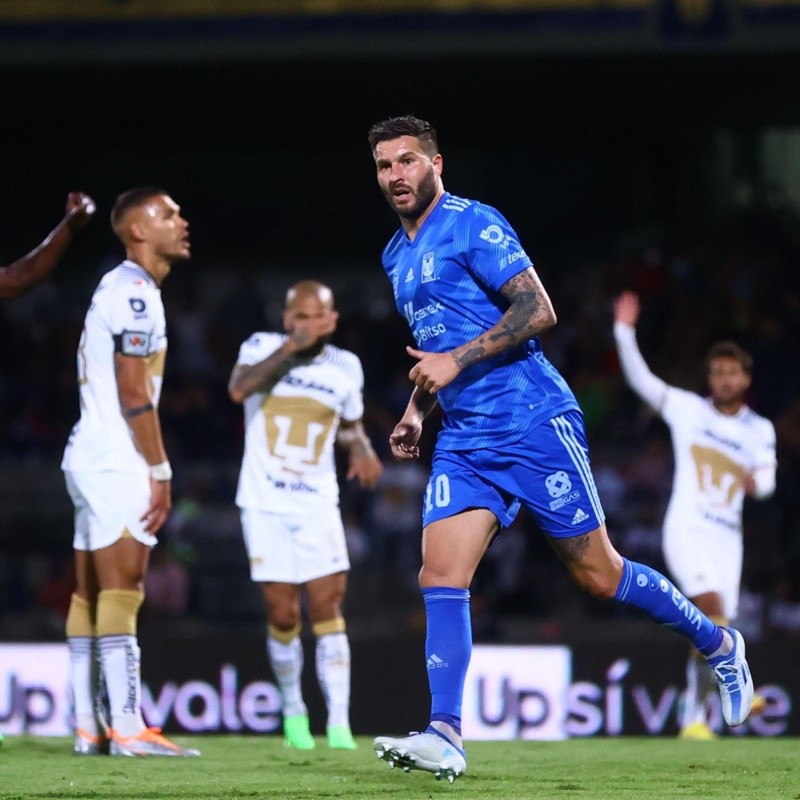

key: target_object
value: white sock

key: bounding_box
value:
[682,656,716,728]
[99,634,146,737]
[69,636,100,736]
[268,635,307,718]
[316,632,351,729]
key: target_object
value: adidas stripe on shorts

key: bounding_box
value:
[422,409,605,537]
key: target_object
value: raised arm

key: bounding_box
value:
[613,291,669,412]
[0,192,95,299]
[228,311,336,404]
[228,339,298,404]
[406,267,556,394]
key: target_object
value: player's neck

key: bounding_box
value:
[712,398,744,416]
[401,188,445,241]
[125,250,171,286]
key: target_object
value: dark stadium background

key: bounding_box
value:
[1,2,799,736]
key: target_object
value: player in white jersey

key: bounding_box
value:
[229,280,383,751]
[62,187,198,758]
[0,192,95,298]
[614,290,777,739]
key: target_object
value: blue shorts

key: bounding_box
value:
[423,410,605,538]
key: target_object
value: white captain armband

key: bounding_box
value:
[114,330,151,357]
[149,461,173,482]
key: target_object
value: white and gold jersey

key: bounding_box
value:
[61,260,166,474]
[661,388,776,536]
[614,322,777,538]
[234,333,365,514]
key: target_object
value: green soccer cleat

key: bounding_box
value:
[283,715,316,750]
[327,725,358,749]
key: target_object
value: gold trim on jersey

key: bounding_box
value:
[690,444,744,507]
[261,395,338,474]
[146,348,166,380]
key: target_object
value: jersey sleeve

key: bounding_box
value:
[103,282,163,358]
[456,203,533,292]
[236,332,282,366]
[613,322,670,412]
[341,352,365,423]
[661,386,703,426]
[751,418,777,499]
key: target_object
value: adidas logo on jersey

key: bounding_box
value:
[405,267,415,283]
[427,653,447,669]
[571,508,590,525]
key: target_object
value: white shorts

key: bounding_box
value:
[662,524,743,620]
[64,470,156,551]
[239,507,349,584]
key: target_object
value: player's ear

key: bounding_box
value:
[433,153,443,177]
[128,220,147,243]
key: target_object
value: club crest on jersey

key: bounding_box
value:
[421,251,436,283]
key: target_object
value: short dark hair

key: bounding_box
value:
[368,115,438,157]
[111,186,168,233]
[705,340,753,375]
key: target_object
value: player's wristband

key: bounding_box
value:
[149,461,173,482]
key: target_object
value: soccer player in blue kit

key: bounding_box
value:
[367,115,756,783]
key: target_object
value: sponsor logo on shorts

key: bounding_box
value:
[549,490,581,511]
[545,471,572,498]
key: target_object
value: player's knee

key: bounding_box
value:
[419,563,468,589]
[572,569,618,600]
[268,607,301,631]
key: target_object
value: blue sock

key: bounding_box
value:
[613,558,723,656]
[422,586,471,736]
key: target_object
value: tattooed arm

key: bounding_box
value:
[406,267,557,394]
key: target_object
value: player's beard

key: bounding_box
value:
[393,166,438,221]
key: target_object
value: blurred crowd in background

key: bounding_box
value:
[1,198,799,646]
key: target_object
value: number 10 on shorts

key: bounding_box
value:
[425,474,451,513]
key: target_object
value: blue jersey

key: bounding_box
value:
[382,192,579,450]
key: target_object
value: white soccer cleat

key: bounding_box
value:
[373,731,466,784]
[708,627,754,727]
[109,727,200,757]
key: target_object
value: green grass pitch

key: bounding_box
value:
[1,735,798,799]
